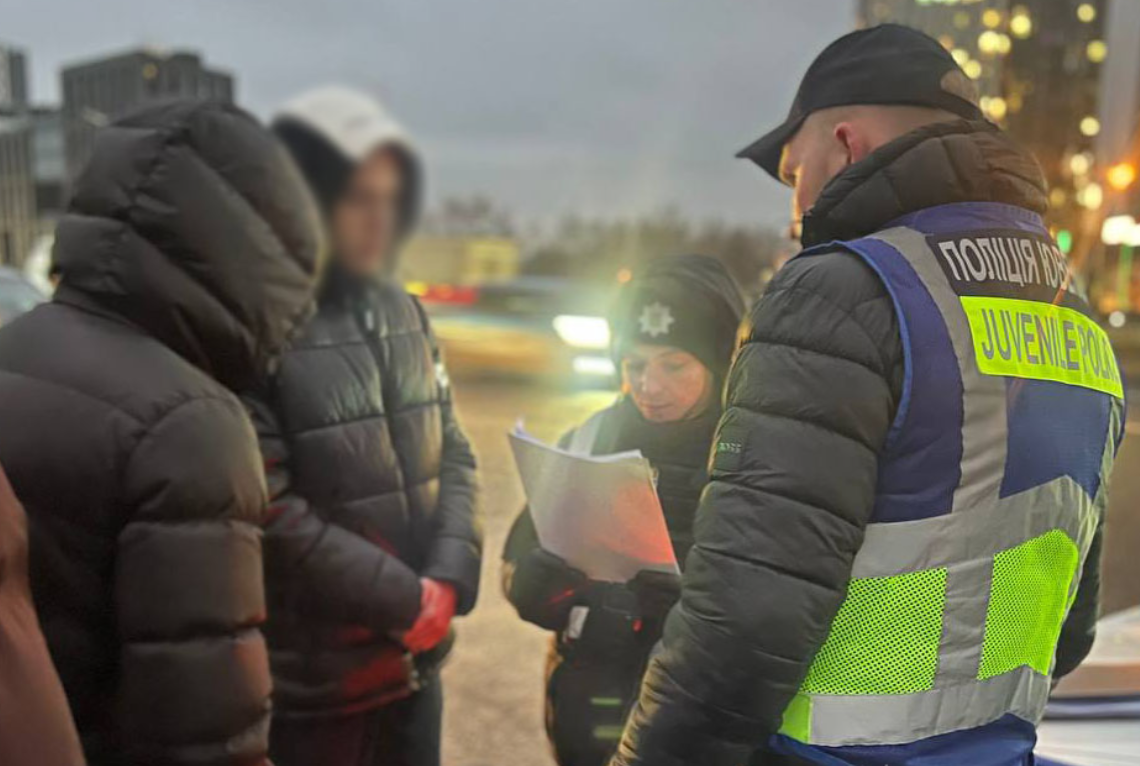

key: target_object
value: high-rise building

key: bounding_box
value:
[61,48,234,184]
[0,42,60,267]
[0,44,28,111]
[1095,0,1140,212]
[857,1,1110,239]
[0,107,65,267]
[0,110,36,265]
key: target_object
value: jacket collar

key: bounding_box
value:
[800,120,1049,248]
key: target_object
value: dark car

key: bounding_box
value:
[0,268,47,326]
[416,277,618,385]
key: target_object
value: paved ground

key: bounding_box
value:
[441,378,612,766]
[439,375,1140,765]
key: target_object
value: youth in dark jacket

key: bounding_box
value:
[248,86,481,766]
[0,101,322,766]
[503,255,744,766]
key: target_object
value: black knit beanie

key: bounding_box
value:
[609,254,746,381]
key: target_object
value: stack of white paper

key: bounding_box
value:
[509,426,679,583]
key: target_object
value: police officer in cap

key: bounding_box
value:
[610,24,1124,766]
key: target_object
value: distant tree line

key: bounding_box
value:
[420,195,792,297]
[420,196,515,238]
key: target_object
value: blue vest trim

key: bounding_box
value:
[771,713,1036,766]
[1001,378,1111,500]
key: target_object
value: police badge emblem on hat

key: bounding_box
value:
[639,302,675,338]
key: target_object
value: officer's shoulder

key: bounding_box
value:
[748,248,902,376]
[764,248,889,312]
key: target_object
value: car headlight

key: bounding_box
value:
[572,356,616,377]
[553,315,611,349]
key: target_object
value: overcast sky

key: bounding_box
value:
[1,0,853,226]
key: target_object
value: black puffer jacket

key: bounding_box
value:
[248,87,481,718]
[612,120,1105,765]
[0,101,321,765]
[250,267,481,716]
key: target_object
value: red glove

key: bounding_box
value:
[402,578,457,653]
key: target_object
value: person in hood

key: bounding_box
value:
[246,86,481,766]
[610,25,1122,766]
[502,254,745,766]
[0,100,322,765]
[0,460,85,766]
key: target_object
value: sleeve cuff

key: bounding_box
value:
[423,536,482,615]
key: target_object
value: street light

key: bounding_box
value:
[1079,182,1103,210]
[979,30,999,54]
[984,96,1008,120]
[1107,162,1138,192]
[1010,10,1033,38]
[1101,216,1139,313]
[1101,215,1135,246]
[1117,223,1140,312]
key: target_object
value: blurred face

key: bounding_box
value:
[332,148,404,276]
[622,344,714,423]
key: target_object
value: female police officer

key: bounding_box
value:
[501,254,745,766]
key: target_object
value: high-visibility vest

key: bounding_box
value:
[776,202,1125,757]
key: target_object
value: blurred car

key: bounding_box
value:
[415,277,618,386]
[0,267,47,327]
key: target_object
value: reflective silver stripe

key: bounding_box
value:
[804,666,1050,747]
[934,556,993,688]
[869,227,1009,517]
[851,475,1097,579]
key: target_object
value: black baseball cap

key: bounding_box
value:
[737,24,984,179]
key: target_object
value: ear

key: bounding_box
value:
[833,122,871,166]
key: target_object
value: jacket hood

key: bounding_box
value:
[272,86,423,243]
[52,100,324,390]
[609,254,746,381]
[801,119,1048,248]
